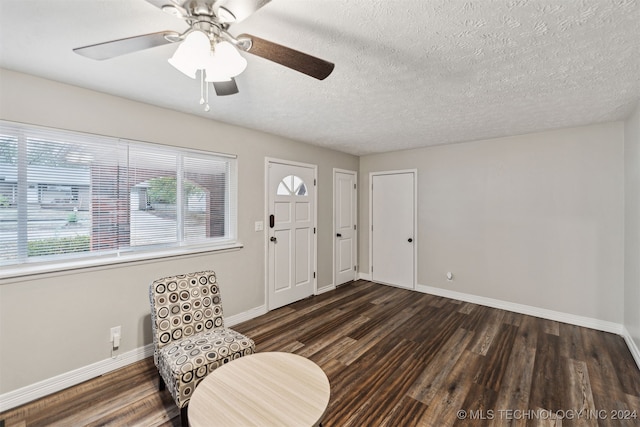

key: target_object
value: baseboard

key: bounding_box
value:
[0,304,268,412]
[358,272,371,281]
[622,326,640,371]
[225,304,267,327]
[415,283,624,335]
[0,344,153,413]
[316,284,336,295]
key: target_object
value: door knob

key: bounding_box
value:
[408,238,413,242]
[336,233,342,237]
[270,236,277,243]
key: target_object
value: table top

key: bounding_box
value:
[188,352,331,427]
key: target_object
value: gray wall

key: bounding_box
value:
[0,69,358,393]
[625,102,640,351]
[359,122,625,322]
[0,67,636,395]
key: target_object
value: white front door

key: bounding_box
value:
[334,170,357,286]
[371,171,416,289]
[267,160,316,310]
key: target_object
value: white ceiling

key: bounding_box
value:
[1,0,639,156]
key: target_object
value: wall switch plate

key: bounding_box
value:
[110,326,121,349]
[255,221,264,231]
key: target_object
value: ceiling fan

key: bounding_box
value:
[73,0,335,109]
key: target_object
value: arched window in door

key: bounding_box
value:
[277,175,308,196]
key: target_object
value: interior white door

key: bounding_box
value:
[371,171,415,289]
[334,170,357,286]
[268,161,316,310]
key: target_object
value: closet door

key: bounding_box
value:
[371,171,415,289]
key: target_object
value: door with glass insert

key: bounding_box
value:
[267,160,316,309]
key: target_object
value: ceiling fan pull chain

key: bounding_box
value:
[199,70,205,105]
[204,80,211,112]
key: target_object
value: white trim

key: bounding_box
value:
[0,303,269,412]
[1,242,244,283]
[264,158,318,310]
[333,168,358,288]
[415,283,624,335]
[225,305,267,327]
[263,158,270,314]
[622,326,640,371]
[369,169,418,290]
[316,284,336,295]
[358,272,372,281]
[0,344,153,412]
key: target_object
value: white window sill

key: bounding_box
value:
[0,242,244,283]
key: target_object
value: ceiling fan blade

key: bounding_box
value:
[73,31,179,60]
[238,33,334,80]
[217,0,271,23]
[213,78,239,96]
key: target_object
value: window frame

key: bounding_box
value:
[0,120,240,280]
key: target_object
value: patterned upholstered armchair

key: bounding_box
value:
[149,271,255,427]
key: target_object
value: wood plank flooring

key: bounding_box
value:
[2,280,639,426]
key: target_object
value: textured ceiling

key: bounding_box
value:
[0,0,639,155]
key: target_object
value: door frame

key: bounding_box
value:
[368,169,418,290]
[264,157,318,309]
[333,168,358,289]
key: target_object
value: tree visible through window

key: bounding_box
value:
[0,121,237,268]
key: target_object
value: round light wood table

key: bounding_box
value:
[188,352,331,427]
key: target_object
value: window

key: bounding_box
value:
[0,121,237,271]
[277,175,308,196]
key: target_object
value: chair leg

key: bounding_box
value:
[181,406,189,427]
[158,374,165,391]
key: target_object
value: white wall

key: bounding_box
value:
[360,122,625,323]
[0,69,358,394]
[625,102,640,352]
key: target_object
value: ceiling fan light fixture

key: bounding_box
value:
[203,41,247,82]
[167,30,211,78]
[168,54,198,78]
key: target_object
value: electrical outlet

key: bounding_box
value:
[110,326,121,349]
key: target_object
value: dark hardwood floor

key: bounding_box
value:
[2,280,639,426]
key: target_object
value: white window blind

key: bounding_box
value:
[0,121,237,269]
